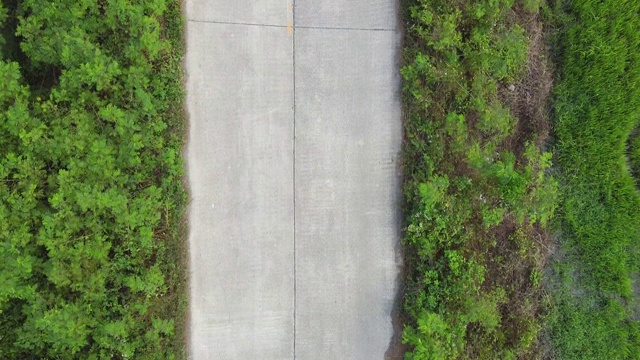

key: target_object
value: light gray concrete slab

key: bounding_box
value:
[294,28,403,359]
[186,0,291,26]
[295,0,398,30]
[185,21,294,360]
[186,0,403,358]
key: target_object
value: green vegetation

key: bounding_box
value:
[630,127,640,184]
[545,0,640,358]
[401,0,640,357]
[0,0,187,358]
[400,0,557,358]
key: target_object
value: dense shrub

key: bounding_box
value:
[0,0,186,358]
[401,0,557,358]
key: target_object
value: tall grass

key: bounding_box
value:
[546,0,640,358]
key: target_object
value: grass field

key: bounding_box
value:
[543,0,640,358]
[0,1,187,358]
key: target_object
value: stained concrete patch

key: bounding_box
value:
[185,21,294,359]
[293,28,403,359]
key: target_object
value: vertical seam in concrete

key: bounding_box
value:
[292,0,297,359]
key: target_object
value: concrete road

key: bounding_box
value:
[185,1,403,359]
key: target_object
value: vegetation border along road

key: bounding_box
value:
[0,0,188,358]
[400,0,557,358]
[400,0,640,358]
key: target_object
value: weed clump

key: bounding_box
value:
[400,0,556,358]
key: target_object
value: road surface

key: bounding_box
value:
[185,0,403,358]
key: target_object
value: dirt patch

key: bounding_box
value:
[501,7,553,157]
[483,6,556,359]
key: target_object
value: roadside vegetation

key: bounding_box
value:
[544,0,640,358]
[400,0,640,358]
[0,1,187,358]
[400,0,557,358]
[631,128,640,184]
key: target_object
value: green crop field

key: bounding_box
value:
[544,0,640,358]
[0,0,187,358]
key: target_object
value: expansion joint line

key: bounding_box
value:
[291,0,297,359]
[185,19,395,32]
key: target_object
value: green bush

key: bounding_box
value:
[401,0,556,357]
[0,0,186,358]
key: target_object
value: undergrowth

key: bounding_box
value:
[400,0,557,358]
[0,0,187,358]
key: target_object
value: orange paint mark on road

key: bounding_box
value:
[287,2,293,36]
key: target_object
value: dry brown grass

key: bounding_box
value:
[399,2,557,358]
[501,7,553,156]
[477,6,555,359]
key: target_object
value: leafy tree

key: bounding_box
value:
[1,1,186,358]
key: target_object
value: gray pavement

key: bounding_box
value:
[185,1,403,359]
